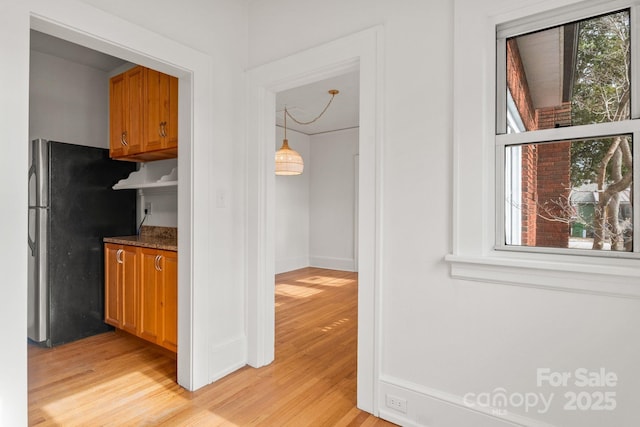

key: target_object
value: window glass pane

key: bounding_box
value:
[504,10,630,132]
[505,135,633,251]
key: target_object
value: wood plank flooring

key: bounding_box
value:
[29,267,395,426]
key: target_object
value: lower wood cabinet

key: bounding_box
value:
[104,243,139,335]
[104,243,177,352]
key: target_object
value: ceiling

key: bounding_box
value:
[30,30,127,72]
[275,71,360,135]
[515,26,564,109]
[31,30,360,135]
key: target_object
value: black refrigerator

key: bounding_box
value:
[28,138,137,347]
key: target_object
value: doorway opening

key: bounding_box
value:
[245,25,382,414]
[273,71,360,409]
[27,9,202,392]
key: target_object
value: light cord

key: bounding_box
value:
[284,90,338,127]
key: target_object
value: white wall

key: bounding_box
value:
[30,49,109,148]
[309,128,358,271]
[140,189,178,228]
[275,127,310,273]
[249,1,640,426]
[274,127,358,274]
[136,159,179,228]
[0,2,30,424]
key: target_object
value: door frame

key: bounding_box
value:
[245,26,384,414]
[16,0,215,393]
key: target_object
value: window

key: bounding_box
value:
[496,8,638,256]
[448,0,640,298]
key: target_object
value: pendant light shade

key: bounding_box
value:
[275,89,339,176]
[275,139,304,175]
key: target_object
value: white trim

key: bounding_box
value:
[354,154,360,272]
[1,2,30,424]
[309,256,356,272]
[496,0,639,39]
[209,335,247,383]
[245,26,383,414]
[632,5,640,119]
[635,131,640,255]
[379,375,557,427]
[275,256,310,274]
[496,120,640,146]
[446,253,640,298]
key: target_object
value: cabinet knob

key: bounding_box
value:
[116,249,124,264]
[121,131,128,146]
[154,254,163,271]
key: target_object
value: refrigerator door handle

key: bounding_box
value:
[28,207,36,257]
[27,204,49,343]
[30,138,49,208]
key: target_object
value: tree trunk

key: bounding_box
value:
[591,137,632,250]
[608,147,623,250]
[592,139,620,249]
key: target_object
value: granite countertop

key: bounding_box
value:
[104,226,177,252]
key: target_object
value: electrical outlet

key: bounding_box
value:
[216,189,227,208]
[386,394,407,413]
[145,202,152,215]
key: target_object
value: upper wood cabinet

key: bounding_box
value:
[109,67,145,158]
[145,68,178,154]
[109,66,178,162]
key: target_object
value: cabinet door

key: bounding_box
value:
[109,67,144,158]
[104,244,121,327]
[144,68,164,152]
[139,248,160,343]
[160,251,178,352]
[109,75,127,158]
[125,66,145,155]
[164,73,179,149]
[120,245,139,335]
[145,69,178,152]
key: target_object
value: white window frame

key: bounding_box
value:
[505,90,523,246]
[496,5,639,258]
[446,0,640,299]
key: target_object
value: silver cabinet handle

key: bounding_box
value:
[120,131,128,146]
[116,249,123,264]
[154,254,162,271]
[159,121,167,137]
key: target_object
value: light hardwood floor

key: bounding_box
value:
[29,267,395,426]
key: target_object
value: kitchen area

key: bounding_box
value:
[28,30,179,355]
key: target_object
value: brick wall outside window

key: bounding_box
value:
[506,40,571,248]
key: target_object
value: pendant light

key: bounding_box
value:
[275,107,304,175]
[275,89,339,176]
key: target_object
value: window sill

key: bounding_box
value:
[444,252,640,299]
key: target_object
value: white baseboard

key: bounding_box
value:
[208,335,247,383]
[275,256,310,274]
[309,256,356,272]
[379,376,557,427]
